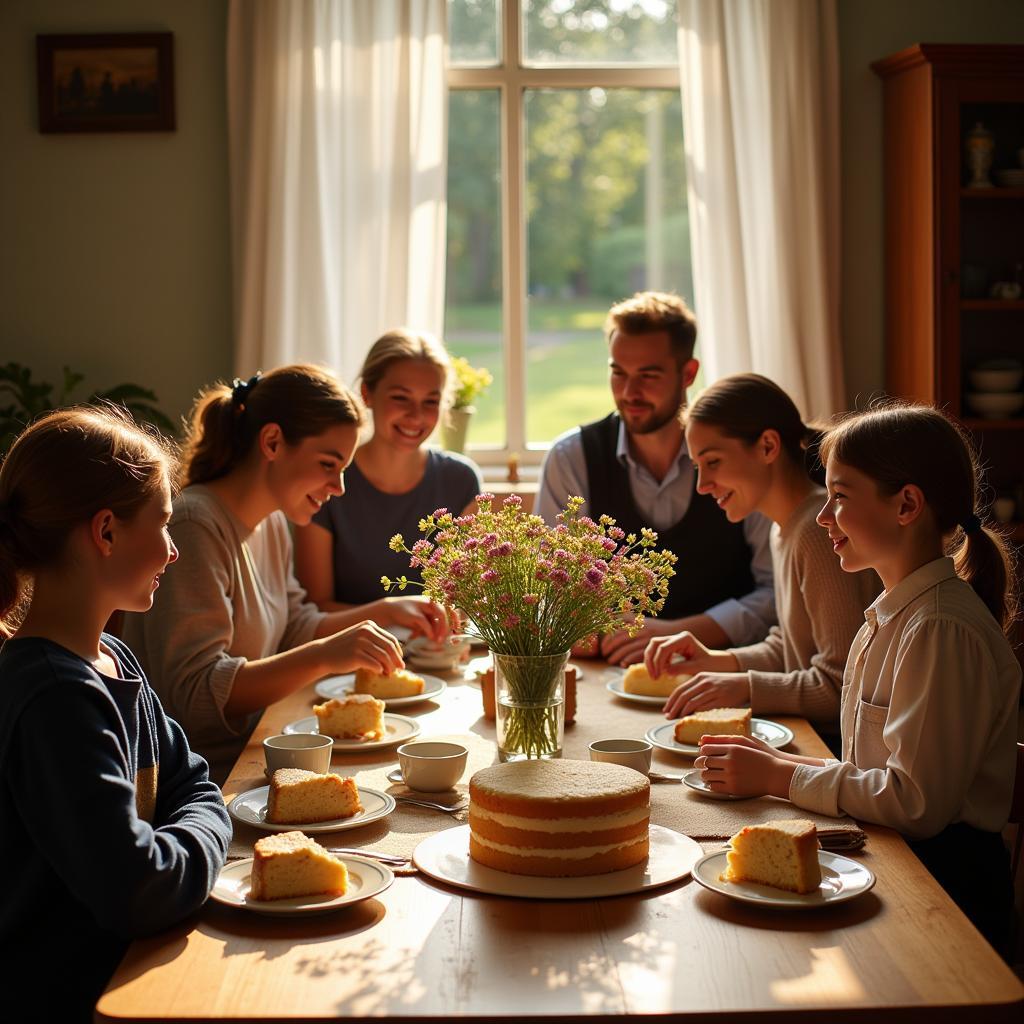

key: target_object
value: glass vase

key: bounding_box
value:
[493,650,570,762]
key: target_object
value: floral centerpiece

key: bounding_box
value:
[383,494,676,759]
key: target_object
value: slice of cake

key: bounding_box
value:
[720,819,822,894]
[314,693,385,740]
[622,663,691,697]
[674,707,752,745]
[353,666,425,699]
[469,759,650,877]
[266,768,362,824]
[250,831,349,901]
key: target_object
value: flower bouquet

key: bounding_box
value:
[384,494,676,760]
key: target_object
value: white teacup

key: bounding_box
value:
[263,733,333,777]
[396,741,468,792]
[589,738,653,776]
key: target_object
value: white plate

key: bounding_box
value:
[227,783,396,833]
[691,849,875,907]
[283,712,421,750]
[313,673,446,708]
[413,824,701,900]
[645,717,795,757]
[605,677,668,706]
[211,854,394,915]
[681,768,751,801]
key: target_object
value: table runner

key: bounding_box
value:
[225,662,863,872]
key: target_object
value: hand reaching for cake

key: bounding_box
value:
[644,630,739,680]
[662,672,751,718]
[369,595,450,644]
[321,620,404,676]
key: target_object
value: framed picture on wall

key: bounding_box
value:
[36,32,175,133]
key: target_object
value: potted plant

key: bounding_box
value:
[0,361,175,454]
[441,356,493,453]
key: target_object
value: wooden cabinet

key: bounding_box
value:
[873,45,1024,543]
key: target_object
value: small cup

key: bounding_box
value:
[397,741,468,792]
[589,738,653,776]
[263,733,333,777]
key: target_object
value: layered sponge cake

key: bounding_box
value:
[622,663,691,697]
[469,759,650,877]
[674,707,752,745]
[250,831,348,901]
[353,666,425,699]
[314,693,385,740]
[720,819,822,894]
[266,768,362,824]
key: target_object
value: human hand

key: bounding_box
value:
[693,735,791,798]
[662,672,751,718]
[374,595,450,644]
[643,630,738,680]
[571,633,600,658]
[323,620,404,676]
[600,618,678,667]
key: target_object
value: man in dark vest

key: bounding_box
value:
[535,291,776,666]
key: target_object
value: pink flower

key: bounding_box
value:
[498,592,512,604]
[454,515,474,526]
[584,566,605,590]
[553,548,570,562]
[464,538,480,550]
[502,613,521,628]
[503,494,523,508]
[549,568,570,586]
[478,492,495,503]
[523,593,539,605]
[579,515,598,531]
[482,532,499,547]
[482,569,499,583]
[600,537,617,552]
[432,507,450,518]
[608,526,625,540]
[449,558,468,578]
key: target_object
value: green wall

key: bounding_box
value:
[0,0,231,429]
[3,1,1024,431]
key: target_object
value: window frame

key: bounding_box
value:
[446,1,681,468]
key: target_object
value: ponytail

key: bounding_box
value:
[181,364,363,487]
[820,402,1019,635]
[685,373,826,485]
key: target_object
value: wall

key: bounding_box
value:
[0,0,231,428]
[4,2,1024,428]
[837,0,1024,407]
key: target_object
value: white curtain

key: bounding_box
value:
[227,0,448,384]
[677,0,843,419]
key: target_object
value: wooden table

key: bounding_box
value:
[97,664,1023,1023]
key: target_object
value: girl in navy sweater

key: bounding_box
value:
[0,407,231,1022]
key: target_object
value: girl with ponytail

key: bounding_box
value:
[692,401,1021,957]
[123,365,451,784]
[0,407,230,1017]
[645,374,879,737]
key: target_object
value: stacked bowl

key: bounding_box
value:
[966,359,1024,419]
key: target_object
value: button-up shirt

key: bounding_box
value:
[789,557,1021,839]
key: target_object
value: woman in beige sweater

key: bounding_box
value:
[645,374,879,732]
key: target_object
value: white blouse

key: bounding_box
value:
[788,557,1021,839]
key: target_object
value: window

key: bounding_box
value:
[446,1,693,463]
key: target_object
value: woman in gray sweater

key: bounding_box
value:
[124,365,450,783]
[645,374,879,734]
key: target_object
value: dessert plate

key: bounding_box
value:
[313,672,447,708]
[681,768,751,801]
[413,824,701,900]
[227,784,396,833]
[605,676,668,706]
[691,849,875,907]
[645,718,794,757]
[211,853,394,915]
[283,712,421,750]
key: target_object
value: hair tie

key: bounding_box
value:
[962,513,983,535]
[231,372,262,408]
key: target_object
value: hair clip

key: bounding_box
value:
[231,372,263,406]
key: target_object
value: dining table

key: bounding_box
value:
[96,658,1024,1023]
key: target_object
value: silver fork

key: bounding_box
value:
[395,794,468,813]
[325,847,410,864]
